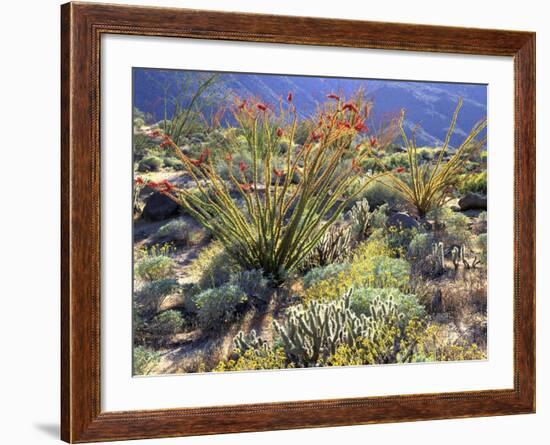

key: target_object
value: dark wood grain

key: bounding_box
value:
[60,2,536,442]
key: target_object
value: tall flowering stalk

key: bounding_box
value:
[147,93,383,281]
[386,98,487,217]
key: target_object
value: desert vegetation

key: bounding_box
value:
[132,70,488,375]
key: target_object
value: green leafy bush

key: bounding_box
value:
[349,287,425,327]
[458,171,487,195]
[149,310,185,343]
[163,156,184,170]
[189,241,241,289]
[304,238,410,303]
[137,278,179,312]
[407,232,434,260]
[362,178,404,209]
[137,155,163,172]
[133,346,161,375]
[302,263,351,289]
[155,219,190,245]
[477,233,487,265]
[135,255,175,282]
[193,284,248,331]
[228,269,269,299]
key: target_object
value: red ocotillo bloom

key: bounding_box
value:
[239,183,252,193]
[311,131,322,142]
[327,93,340,101]
[354,121,368,133]
[147,130,161,138]
[146,180,159,188]
[287,92,293,102]
[239,161,248,173]
[273,168,284,177]
[369,136,378,146]
[256,103,268,112]
[343,102,359,113]
[395,167,406,173]
[135,177,144,185]
[159,179,175,192]
[276,128,284,137]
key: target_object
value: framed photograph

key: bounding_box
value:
[61,2,535,442]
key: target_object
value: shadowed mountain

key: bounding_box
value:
[133,68,487,147]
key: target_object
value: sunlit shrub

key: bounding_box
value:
[137,155,163,172]
[303,238,410,303]
[194,284,248,331]
[163,156,184,170]
[349,287,425,327]
[137,278,180,312]
[133,346,161,375]
[135,255,176,282]
[458,171,487,195]
[412,323,486,361]
[155,219,190,245]
[477,233,487,265]
[214,347,290,371]
[188,241,241,289]
[302,262,351,289]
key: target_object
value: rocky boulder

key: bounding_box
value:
[142,192,180,221]
[458,193,487,211]
[386,212,419,230]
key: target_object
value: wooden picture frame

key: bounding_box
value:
[61,2,535,442]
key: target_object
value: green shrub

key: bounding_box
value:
[133,346,161,375]
[407,232,434,260]
[155,219,190,245]
[135,255,175,282]
[214,347,289,371]
[349,287,425,327]
[163,157,184,170]
[194,284,248,331]
[229,269,269,299]
[303,263,351,289]
[189,241,241,289]
[386,225,418,254]
[477,233,487,265]
[137,278,179,312]
[304,238,411,303]
[443,212,471,247]
[458,171,487,195]
[137,155,163,172]
[370,203,389,229]
[363,178,403,209]
[149,310,185,343]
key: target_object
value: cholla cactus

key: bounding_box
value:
[273,289,405,366]
[303,223,352,268]
[348,198,371,240]
[451,245,463,270]
[432,242,445,274]
[233,330,268,355]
